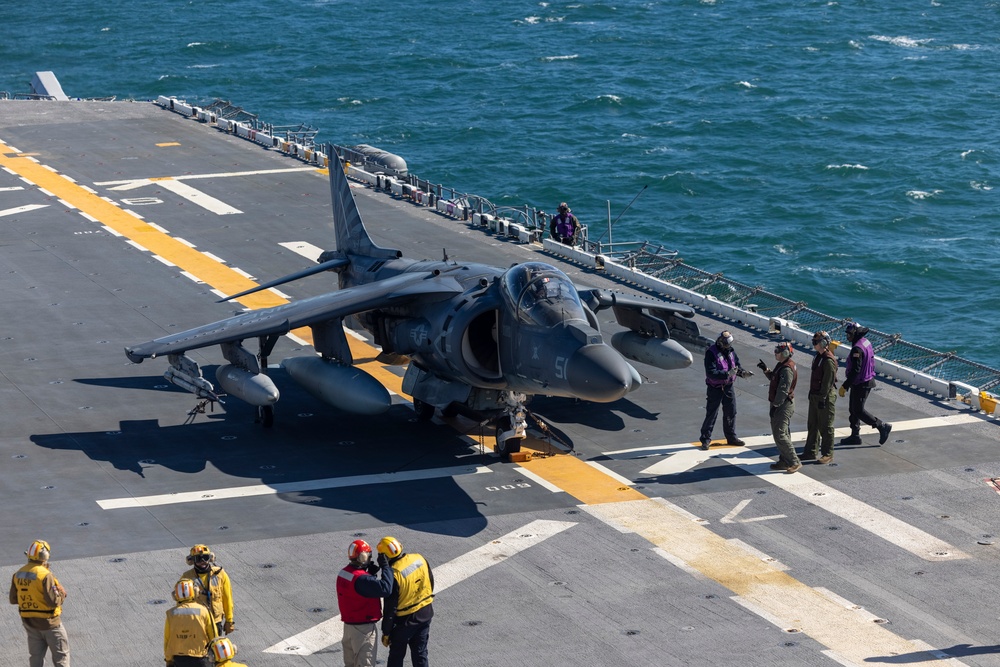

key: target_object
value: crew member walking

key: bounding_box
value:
[802,331,838,464]
[182,544,235,637]
[9,540,70,667]
[549,202,580,246]
[760,342,800,473]
[839,322,893,445]
[337,539,394,667]
[164,579,215,667]
[377,537,434,667]
[699,330,753,450]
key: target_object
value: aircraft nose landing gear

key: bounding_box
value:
[494,392,527,461]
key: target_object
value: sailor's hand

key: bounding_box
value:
[839,385,847,398]
[737,368,753,379]
[54,583,67,598]
[224,621,236,634]
[377,553,389,569]
[756,359,768,373]
[382,634,391,648]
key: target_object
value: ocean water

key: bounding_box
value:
[3,0,999,367]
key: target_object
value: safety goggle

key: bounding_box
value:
[194,554,212,562]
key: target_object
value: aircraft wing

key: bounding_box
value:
[125,271,462,362]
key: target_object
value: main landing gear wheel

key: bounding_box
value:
[412,398,435,421]
[494,415,522,462]
[257,405,274,428]
[440,403,460,418]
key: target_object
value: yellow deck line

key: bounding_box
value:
[0,140,409,399]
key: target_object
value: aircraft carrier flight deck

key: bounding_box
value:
[2,98,1000,666]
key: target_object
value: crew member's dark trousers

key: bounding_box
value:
[848,383,877,432]
[171,655,213,667]
[387,615,431,667]
[804,395,836,456]
[700,383,737,444]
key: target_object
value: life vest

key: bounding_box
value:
[164,601,214,658]
[392,553,433,617]
[768,358,798,403]
[11,563,61,619]
[809,349,837,394]
[847,337,876,385]
[183,566,230,623]
[705,344,738,387]
[336,565,382,624]
[553,213,576,238]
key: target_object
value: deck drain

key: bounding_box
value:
[308,608,326,613]
[873,618,888,624]
[110,557,127,563]
[148,599,167,605]
[260,564,275,569]
[221,435,237,441]
[625,630,640,636]
[783,628,801,634]
[465,620,482,627]
[297,413,314,417]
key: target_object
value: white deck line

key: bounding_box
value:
[96,465,492,510]
[262,519,576,655]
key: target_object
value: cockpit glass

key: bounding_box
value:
[500,262,587,327]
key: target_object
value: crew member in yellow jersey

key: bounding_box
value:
[182,544,235,636]
[377,537,434,667]
[164,579,215,667]
[9,540,70,667]
[208,637,248,667]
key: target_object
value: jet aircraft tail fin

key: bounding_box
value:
[328,147,401,259]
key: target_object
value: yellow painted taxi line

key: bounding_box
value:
[0,143,282,311]
[156,142,181,147]
[588,500,947,666]
[519,440,647,505]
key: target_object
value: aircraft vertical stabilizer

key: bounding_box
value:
[327,147,400,259]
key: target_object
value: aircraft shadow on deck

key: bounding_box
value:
[32,375,501,537]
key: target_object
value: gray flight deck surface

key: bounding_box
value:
[2,100,1000,666]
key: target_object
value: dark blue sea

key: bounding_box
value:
[4,0,999,367]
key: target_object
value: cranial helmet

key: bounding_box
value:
[209,636,237,663]
[348,539,372,566]
[25,540,51,562]
[377,536,404,559]
[774,341,793,360]
[812,331,831,348]
[174,578,197,603]
[558,202,569,213]
[186,544,214,566]
[845,321,861,337]
[717,331,734,349]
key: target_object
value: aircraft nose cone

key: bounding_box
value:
[566,344,632,402]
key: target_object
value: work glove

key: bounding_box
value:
[737,368,753,379]
[838,385,847,398]
[756,359,768,373]
[224,621,235,634]
[377,553,389,569]
[382,635,391,648]
[366,561,380,575]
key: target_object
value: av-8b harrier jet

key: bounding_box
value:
[126,149,700,458]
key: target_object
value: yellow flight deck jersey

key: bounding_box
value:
[9,562,64,623]
[164,601,215,660]
[182,565,234,625]
[392,553,434,617]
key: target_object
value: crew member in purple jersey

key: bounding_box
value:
[839,322,892,446]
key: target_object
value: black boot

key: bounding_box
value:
[877,421,893,445]
[840,431,862,446]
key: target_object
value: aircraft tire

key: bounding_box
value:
[440,403,459,418]
[259,405,274,428]
[494,417,521,462]
[412,398,434,421]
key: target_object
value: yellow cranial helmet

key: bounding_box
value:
[173,578,197,602]
[377,536,403,559]
[209,636,237,663]
[186,544,214,565]
[25,540,51,562]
